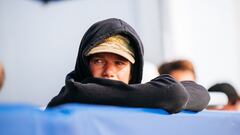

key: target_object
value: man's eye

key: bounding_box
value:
[93,59,103,63]
[115,61,125,66]
[94,59,101,63]
[91,58,105,65]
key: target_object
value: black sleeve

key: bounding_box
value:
[180,81,210,112]
[47,75,189,113]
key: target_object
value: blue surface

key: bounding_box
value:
[0,103,240,135]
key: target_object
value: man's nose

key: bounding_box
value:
[102,63,116,78]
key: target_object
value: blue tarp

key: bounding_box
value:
[0,103,240,135]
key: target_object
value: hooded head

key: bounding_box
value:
[73,18,144,84]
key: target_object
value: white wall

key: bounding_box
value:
[161,0,240,92]
[0,0,163,106]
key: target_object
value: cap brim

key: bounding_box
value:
[86,45,135,64]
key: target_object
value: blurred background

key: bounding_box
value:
[0,0,239,107]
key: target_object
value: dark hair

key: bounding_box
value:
[208,83,239,105]
[0,64,5,90]
[158,59,196,78]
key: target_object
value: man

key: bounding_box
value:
[158,60,196,81]
[47,18,210,113]
[87,35,133,84]
[0,64,5,91]
[208,83,240,111]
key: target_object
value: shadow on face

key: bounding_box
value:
[89,53,132,84]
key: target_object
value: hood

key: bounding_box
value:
[73,18,144,84]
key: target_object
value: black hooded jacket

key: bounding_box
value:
[47,18,210,113]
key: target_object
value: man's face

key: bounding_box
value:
[89,53,131,84]
[170,70,195,81]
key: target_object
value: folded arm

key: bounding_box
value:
[47,75,209,113]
